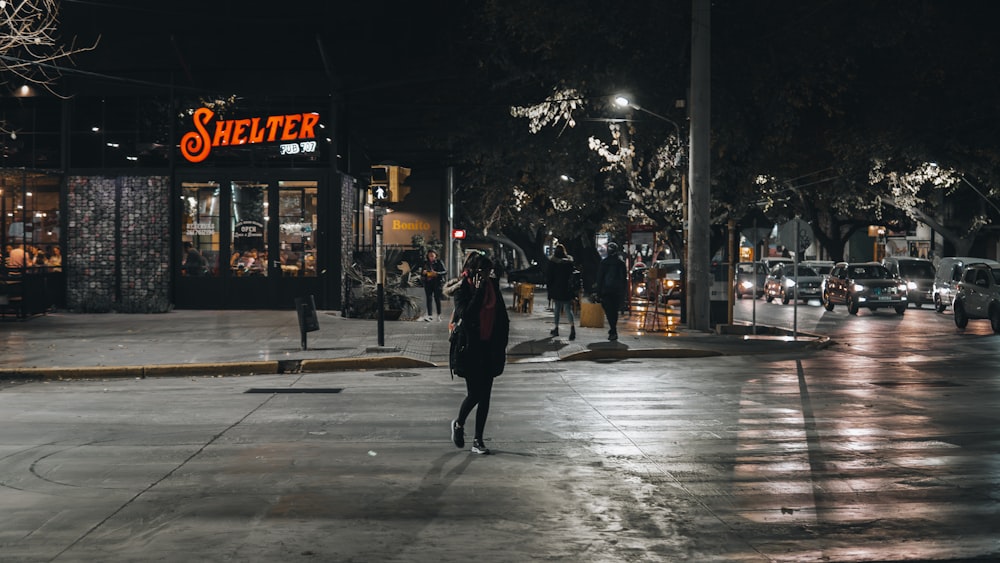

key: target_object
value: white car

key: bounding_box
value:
[933,257,1000,313]
[763,264,823,304]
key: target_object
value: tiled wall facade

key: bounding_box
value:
[66,176,171,313]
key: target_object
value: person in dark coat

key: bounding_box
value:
[596,242,628,341]
[419,250,447,321]
[546,244,577,340]
[446,252,510,455]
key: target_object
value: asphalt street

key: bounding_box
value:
[1,294,996,562]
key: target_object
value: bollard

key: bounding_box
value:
[295,295,320,350]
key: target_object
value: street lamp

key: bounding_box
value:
[613,96,683,140]
[613,94,690,324]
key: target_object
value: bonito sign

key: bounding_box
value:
[180,107,321,163]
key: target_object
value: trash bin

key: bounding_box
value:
[580,301,605,328]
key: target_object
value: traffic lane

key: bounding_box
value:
[1,355,997,561]
[737,295,1000,360]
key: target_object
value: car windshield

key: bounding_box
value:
[899,262,935,278]
[809,264,833,275]
[849,265,892,279]
[784,266,818,277]
[738,263,765,274]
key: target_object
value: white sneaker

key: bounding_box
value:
[435,314,443,322]
[423,315,432,322]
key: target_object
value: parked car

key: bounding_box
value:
[630,264,649,300]
[762,257,793,272]
[648,259,684,302]
[882,256,936,308]
[734,261,766,299]
[801,260,835,277]
[933,257,1000,313]
[822,262,907,315]
[763,264,823,304]
[953,262,1000,332]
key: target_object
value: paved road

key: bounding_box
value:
[2,341,997,562]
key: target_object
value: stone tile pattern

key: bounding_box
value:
[339,173,354,310]
[67,176,171,313]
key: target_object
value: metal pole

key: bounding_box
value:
[687,0,711,331]
[727,219,735,326]
[793,220,799,339]
[376,213,385,346]
[752,217,757,335]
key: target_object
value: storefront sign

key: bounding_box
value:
[185,222,215,236]
[391,219,431,231]
[180,107,321,163]
[234,220,265,251]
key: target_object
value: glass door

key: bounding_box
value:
[175,174,327,309]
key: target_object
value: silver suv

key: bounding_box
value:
[882,256,935,308]
[822,262,907,315]
[953,262,1000,332]
[934,257,1000,313]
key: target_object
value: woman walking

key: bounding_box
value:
[447,252,510,455]
[546,244,577,340]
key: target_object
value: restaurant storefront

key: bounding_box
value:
[0,93,353,314]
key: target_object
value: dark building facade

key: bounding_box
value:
[1,92,355,313]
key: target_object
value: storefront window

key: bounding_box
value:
[2,171,61,275]
[278,181,318,277]
[231,181,268,276]
[180,182,220,277]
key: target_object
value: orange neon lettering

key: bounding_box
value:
[249,117,266,143]
[265,116,284,142]
[180,107,214,163]
[232,119,251,145]
[281,114,301,141]
[212,120,233,146]
[181,108,322,163]
[299,113,319,139]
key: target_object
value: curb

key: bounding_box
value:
[0,357,440,380]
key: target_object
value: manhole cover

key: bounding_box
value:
[245,388,343,394]
[374,372,420,378]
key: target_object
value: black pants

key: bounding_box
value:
[457,375,494,440]
[601,294,622,334]
[424,284,443,315]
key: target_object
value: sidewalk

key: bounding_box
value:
[0,287,827,379]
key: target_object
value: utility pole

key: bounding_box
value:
[687,0,712,331]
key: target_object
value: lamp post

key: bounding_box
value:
[613,94,689,324]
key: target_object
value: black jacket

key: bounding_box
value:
[450,274,509,378]
[546,255,577,301]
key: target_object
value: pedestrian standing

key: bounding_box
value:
[547,244,577,340]
[447,252,510,455]
[420,250,447,321]
[596,242,628,341]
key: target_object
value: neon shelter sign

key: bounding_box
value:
[180,107,321,163]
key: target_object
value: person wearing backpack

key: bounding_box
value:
[446,252,510,455]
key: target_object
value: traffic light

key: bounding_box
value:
[452,228,467,239]
[370,165,411,203]
[371,184,390,204]
[389,165,411,202]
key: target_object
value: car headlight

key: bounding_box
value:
[898,283,908,292]
[784,278,796,288]
[740,280,753,289]
[906,281,917,290]
[853,283,865,292]
[665,280,676,288]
